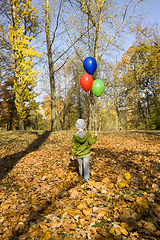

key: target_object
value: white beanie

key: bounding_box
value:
[76,119,86,130]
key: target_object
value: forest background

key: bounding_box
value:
[0,0,160,132]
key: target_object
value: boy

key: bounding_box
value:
[71,119,97,183]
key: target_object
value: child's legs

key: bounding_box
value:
[83,156,90,179]
[77,157,83,177]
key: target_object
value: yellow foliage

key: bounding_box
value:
[9,0,42,121]
[86,197,92,203]
[136,197,143,205]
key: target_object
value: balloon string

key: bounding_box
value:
[95,112,97,135]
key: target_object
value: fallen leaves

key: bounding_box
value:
[0,130,160,239]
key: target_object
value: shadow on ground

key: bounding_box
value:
[0,131,51,182]
[91,147,160,184]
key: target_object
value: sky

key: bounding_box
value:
[122,0,160,50]
[137,0,160,23]
[33,0,160,102]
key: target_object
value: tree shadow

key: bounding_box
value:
[11,198,55,239]
[91,147,160,183]
[10,170,83,239]
[0,131,51,182]
[0,131,83,239]
[7,145,159,239]
[91,147,159,239]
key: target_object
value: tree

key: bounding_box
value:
[0,77,15,130]
[28,110,48,130]
[45,0,60,131]
[9,0,41,130]
[118,36,160,130]
[44,0,90,131]
[64,0,152,130]
[105,63,126,129]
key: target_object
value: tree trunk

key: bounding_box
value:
[45,0,56,131]
[19,119,24,130]
[9,96,15,131]
[88,8,103,131]
[10,0,24,130]
[138,100,147,130]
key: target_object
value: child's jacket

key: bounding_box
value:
[71,131,97,158]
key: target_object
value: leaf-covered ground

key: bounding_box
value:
[0,130,160,240]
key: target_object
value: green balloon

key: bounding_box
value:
[91,79,105,97]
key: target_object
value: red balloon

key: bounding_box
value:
[80,74,93,92]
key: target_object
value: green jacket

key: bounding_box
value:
[71,131,97,157]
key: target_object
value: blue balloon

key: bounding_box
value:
[83,57,97,75]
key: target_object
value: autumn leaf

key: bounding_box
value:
[117,180,129,188]
[124,172,131,180]
[109,227,115,234]
[77,202,88,210]
[102,177,110,182]
[143,222,157,232]
[68,188,78,198]
[119,226,128,236]
[40,230,51,240]
[82,208,92,216]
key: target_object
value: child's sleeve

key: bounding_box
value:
[88,135,97,145]
[71,137,77,157]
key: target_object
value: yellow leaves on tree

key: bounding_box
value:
[9,0,42,124]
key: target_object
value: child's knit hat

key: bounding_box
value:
[76,119,86,130]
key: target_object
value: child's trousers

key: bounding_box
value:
[77,156,90,179]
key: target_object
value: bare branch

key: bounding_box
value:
[123,0,132,22]
[51,0,63,47]
[54,57,69,73]
[100,0,143,58]
[76,0,97,27]
[60,13,84,63]
[53,25,94,64]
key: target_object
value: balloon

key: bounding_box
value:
[80,74,93,92]
[83,57,97,75]
[91,79,105,97]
